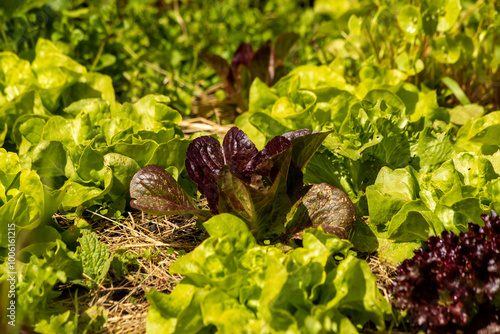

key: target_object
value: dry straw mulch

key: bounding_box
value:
[55,210,205,334]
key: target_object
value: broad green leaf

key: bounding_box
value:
[0,149,21,197]
[30,141,68,177]
[431,36,461,64]
[411,127,455,172]
[387,200,436,241]
[61,169,112,209]
[113,95,182,130]
[147,137,191,173]
[249,112,291,143]
[146,285,196,334]
[33,311,76,334]
[297,227,353,266]
[356,65,407,99]
[398,5,422,37]
[377,239,422,264]
[312,87,359,132]
[248,78,279,113]
[280,65,349,91]
[366,166,420,225]
[0,52,35,102]
[17,225,61,261]
[348,14,363,35]
[452,153,499,189]
[0,193,29,247]
[321,256,392,331]
[0,90,49,147]
[201,290,258,333]
[456,111,500,151]
[314,0,361,19]
[433,0,461,32]
[449,104,484,125]
[234,112,267,150]
[76,229,112,288]
[395,53,424,76]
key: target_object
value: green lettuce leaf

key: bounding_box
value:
[148,214,391,333]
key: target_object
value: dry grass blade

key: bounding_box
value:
[179,117,232,137]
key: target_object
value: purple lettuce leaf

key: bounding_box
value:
[185,126,332,241]
[248,40,272,85]
[284,183,356,241]
[198,52,230,89]
[301,183,356,239]
[218,145,293,241]
[222,127,258,180]
[130,165,210,218]
[185,136,224,213]
[231,42,254,70]
[389,210,500,332]
[243,135,292,184]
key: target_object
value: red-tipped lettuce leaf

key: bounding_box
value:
[302,183,356,239]
[130,165,209,218]
[218,148,292,241]
[243,135,292,183]
[185,127,332,241]
[231,42,254,69]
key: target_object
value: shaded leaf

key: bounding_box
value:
[130,164,199,215]
[301,183,356,239]
[248,41,272,85]
[185,136,224,212]
[273,32,300,62]
[222,127,258,178]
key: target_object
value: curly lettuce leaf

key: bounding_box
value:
[147,214,391,333]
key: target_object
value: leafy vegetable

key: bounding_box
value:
[199,32,299,114]
[130,164,209,219]
[76,229,113,289]
[390,210,500,332]
[146,214,392,333]
[130,127,358,242]
[1,240,82,328]
[299,182,357,240]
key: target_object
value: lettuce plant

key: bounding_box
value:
[198,32,299,113]
[130,127,356,242]
[146,214,392,333]
[390,210,500,332]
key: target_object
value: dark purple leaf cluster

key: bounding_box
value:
[199,32,299,112]
[390,210,500,332]
[129,126,357,243]
[185,127,305,214]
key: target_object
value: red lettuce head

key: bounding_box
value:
[185,127,309,213]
